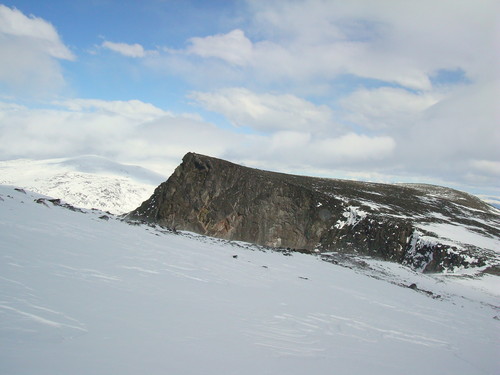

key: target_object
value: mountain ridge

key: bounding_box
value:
[129,152,499,272]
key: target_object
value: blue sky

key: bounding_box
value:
[0,0,499,201]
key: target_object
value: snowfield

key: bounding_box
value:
[0,185,499,375]
[0,156,166,214]
[416,221,500,252]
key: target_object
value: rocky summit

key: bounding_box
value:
[128,153,500,272]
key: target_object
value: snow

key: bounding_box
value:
[0,156,166,214]
[357,199,393,212]
[417,222,500,253]
[1,185,499,375]
[334,206,368,229]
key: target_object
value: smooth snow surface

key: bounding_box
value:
[0,156,166,214]
[1,186,499,375]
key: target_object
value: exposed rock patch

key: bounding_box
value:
[34,197,85,213]
[129,153,500,272]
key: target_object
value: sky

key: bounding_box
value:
[0,0,499,200]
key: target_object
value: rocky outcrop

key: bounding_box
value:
[129,153,500,272]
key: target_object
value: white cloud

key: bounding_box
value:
[470,160,500,177]
[151,0,497,92]
[270,131,311,150]
[335,80,499,190]
[222,130,395,176]
[102,41,147,58]
[315,133,395,162]
[246,0,498,88]
[0,96,396,179]
[55,98,169,120]
[187,29,253,66]
[0,5,74,95]
[340,87,441,130]
[190,87,336,133]
[2,90,495,195]
[0,99,235,174]
[0,5,74,60]
[404,81,499,162]
[146,0,496,95]
[267,131,395,164]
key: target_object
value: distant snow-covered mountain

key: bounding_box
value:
[0,185,499,375]
[0,156,167,214]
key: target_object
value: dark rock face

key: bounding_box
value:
[129,153,499,273]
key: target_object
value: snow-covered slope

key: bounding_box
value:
[1,185,499,375]
[0,156,166,214]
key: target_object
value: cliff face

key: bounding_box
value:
[129,153,500,272]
